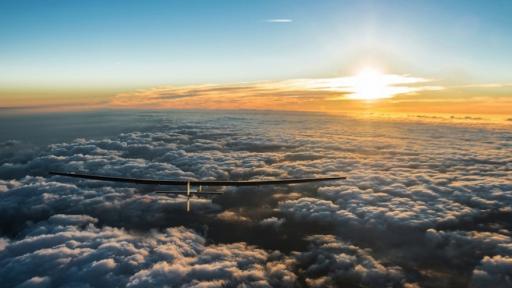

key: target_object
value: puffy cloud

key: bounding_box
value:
[426,229,512,285]
[17,276,51,288]
[470,255,512,288]
[426,229,512,256]
[0,214,296,287]
[0,214,415,288]
[0,140,39,167]
[315,184,477,229]
[259,217,285,229]
[294,234,407,288]
[216,210,250,223]
[0,175,219,234]
[0,111,511,286]
[279,197,360,225]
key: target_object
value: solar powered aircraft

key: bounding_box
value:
[50,171,345,212]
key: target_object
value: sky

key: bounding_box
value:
[1,2,512,285]
[0,0,511,117]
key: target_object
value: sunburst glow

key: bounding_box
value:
[286,67,435,102]
[349,68,394,100]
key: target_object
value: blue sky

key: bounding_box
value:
[1,0,511,89]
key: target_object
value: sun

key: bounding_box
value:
[286,67,427,102]
[349,67,395,100]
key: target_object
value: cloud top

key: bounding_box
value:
[0,111,511,286]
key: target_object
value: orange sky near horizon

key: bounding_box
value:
[1,71,511,119]
[110,71,512,118]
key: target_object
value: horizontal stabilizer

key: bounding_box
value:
[155,191,224,195]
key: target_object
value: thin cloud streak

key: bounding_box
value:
[265,18,293,23]
[111,74,439,110]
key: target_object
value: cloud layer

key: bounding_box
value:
[0,111,511,287]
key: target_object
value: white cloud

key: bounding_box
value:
[265,19,293,23]
[0,111,511,286]
[471,255,512,288]
[0,215,296,287]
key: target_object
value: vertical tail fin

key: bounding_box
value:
[186,181,191,212]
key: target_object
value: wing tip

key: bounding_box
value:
[49,171,76,177]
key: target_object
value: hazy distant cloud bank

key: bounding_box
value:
[0,111,511,287]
